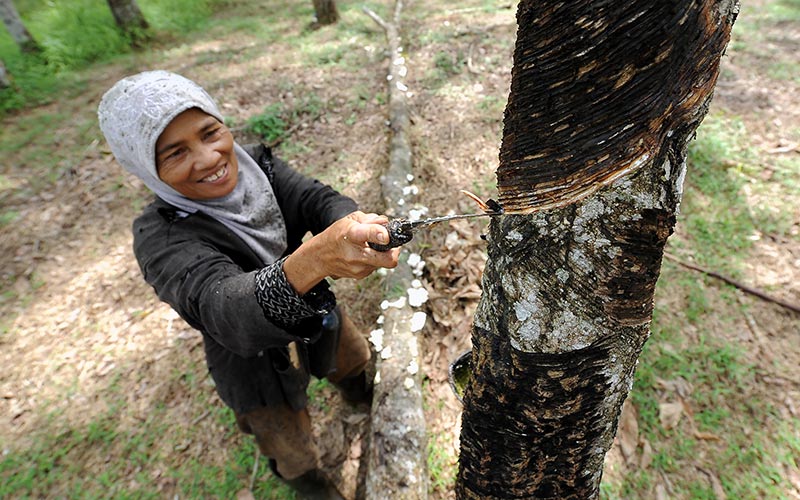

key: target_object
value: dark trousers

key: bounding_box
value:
[235,310,370,480]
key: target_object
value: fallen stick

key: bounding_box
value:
[363,2,429,499]
[662,251,800,314]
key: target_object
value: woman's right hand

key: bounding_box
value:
[282,211,401,295]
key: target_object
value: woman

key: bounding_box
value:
[98,70,400,499]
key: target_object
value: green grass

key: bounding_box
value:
[0,359,294,499]
[680,114,757,274]
[247,103,289,143]
[603,269,799,499]
[0,0,227,115]
[603,59,799,496]
[680,110,800,279]
[726,0,800,82]
[246,93,325,144]
[427,431,457,495]
[3,0,798,498]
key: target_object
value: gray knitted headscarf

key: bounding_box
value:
[98,70,287,265]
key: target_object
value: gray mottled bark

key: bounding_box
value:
[0,0,39,54]
[456,1,739,499]
[364,1,428,499]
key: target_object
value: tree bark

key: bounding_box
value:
[364,2,429,498]
[456,1,739,499]
[312,0,339,26]
[0,59,9,89]
[105,0,149,44]
[0,0,40,54]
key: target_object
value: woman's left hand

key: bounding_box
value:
[283,211,401,295]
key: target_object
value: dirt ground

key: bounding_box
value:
[1,1,798,499]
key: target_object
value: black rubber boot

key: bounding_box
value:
[284,468,344,500]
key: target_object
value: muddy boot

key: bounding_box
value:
[332,370,373,405]
[283,468,344,500]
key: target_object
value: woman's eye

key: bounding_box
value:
[204,128,222,140]
[166,148,184,161]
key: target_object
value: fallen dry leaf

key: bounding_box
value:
[698,467,727,500]
[618,400,640,467]
[657,377,694,399]
[693,430,722,441]
[655,482,669,500]
[659,401,684,430]
[640,439,654,470]
[235,489,256,500]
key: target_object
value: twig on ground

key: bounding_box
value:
[191,409,211,425]
[249,449,260,491]
[662,251,800,314]
[735,292,773,362]
[766,142,798,154]
[268,120,306,148]
[467,42,480,74]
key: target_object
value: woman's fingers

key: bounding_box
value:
[314,213,400,281]
[348,211,388,225]
[345,220,390,247]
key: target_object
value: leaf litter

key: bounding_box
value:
[1,1,799,499]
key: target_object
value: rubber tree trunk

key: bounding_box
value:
[105,0,149,45]
[0,0,40,54]
[312,0,339,26]
[456,1,739,499]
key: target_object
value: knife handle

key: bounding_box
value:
[368,218,414,252]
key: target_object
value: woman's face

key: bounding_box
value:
[155,108,239,200]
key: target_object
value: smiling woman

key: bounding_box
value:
[96,70,399,499]
[155,109,240,200]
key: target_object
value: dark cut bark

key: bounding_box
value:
[105,0,149,44]
[0,0,40,54]
[496,1,738,215]
[312,0,339,26]
[456,0,738,499]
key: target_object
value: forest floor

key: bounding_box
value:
[1,0,798,499]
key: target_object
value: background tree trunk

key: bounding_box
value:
[312,0,339,26]
[456,1,739,499]
[0,59,9,88]
[0,0,40,54]
[105,0,149,44]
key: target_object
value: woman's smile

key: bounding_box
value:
[201,164,229,183]
[155,108,239,200]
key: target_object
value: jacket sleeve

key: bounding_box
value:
[133,208,318,358]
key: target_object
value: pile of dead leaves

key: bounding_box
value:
[420,219,488,382]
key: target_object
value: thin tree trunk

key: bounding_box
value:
[312,0,339,26]
[456,1,739,499]
[0,0,40,54]
[0,59,9,88]
[105,0,149,44]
